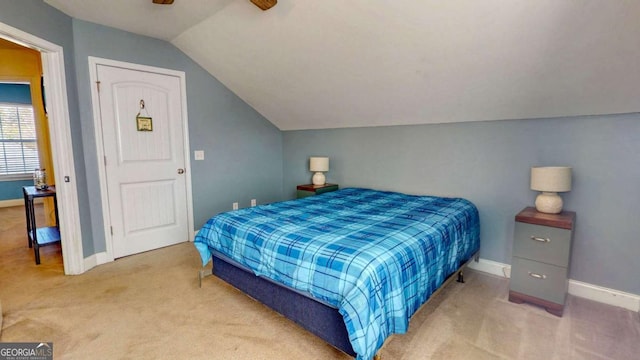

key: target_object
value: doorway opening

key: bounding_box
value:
[0,21,83,274]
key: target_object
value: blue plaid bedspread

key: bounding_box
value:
[194,188,480,360]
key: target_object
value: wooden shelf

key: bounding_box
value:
[30,227,61,246]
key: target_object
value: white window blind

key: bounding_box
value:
[0,103,40,177]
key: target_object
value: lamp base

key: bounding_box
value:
[535,192,563,214]
[312,172,326,186]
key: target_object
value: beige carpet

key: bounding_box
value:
[1,205,639,359]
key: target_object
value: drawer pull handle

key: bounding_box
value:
[528,272,547,280]
[530,236,550,243]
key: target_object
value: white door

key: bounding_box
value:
[96,64,189,258]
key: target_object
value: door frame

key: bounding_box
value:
[88,57,194,263]
[0,22,83,274]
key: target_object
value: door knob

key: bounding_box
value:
[177,168,185,174]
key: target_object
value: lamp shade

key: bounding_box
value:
[530,166,572,192]
[310,157,329,172]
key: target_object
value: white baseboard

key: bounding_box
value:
[95,251,111,265]
[83,253,98,272]
[83,251,111,273]
[467,257,640,312]
[568,280,640,312]
[0,198,44,208]
[467,258,512,278]
[0,198,24,207]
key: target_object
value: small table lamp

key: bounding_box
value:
[310,157,329,185]
[530,166,572,214]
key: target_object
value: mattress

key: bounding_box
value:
[194,188,480,359]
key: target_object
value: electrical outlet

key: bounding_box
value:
[232,202,239,210]
[251,199,257,207]
[194,150,205,160]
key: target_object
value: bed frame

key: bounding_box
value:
[201,250,479,358]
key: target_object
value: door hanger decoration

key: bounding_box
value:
[136,99,153,131]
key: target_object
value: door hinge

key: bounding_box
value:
[96,80,101,92]
[110,226,113,236]
[104,155,107,166]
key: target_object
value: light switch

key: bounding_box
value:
[194,150,205,160]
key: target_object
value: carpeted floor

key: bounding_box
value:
[1,204,638,359]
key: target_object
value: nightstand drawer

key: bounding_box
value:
[510,257,568,305]
[315,184,339,194]
[513,222,571,267]
[296,190,314,199]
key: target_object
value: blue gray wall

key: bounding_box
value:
[283,113,640,295]
[0,0,91,248]
[0,179,31,200]
[0,84,33,200]
[71,20,283,255]
[0,83,31,104]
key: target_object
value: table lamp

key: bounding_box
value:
[530,166,572,214]
[310,157,329,185]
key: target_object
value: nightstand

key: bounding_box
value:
[296,183,339,199]
[508,207,575,316]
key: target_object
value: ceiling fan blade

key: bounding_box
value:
[152,0,174,4]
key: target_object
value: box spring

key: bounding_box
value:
[212,251,356,357]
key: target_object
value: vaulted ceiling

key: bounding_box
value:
[45,0,640,130]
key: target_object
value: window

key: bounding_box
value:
[0,103,40,179]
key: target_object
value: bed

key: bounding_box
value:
[194,188,480,360]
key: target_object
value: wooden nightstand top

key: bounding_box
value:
[296,183,338,192]
[515,207,575,230]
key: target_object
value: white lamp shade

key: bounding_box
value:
[530,166,572,192]
[310,157,329,172]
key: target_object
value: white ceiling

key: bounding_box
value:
[44,0,231,41]
[46,0,640,130]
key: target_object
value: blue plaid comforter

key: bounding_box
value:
[194,188,480,360]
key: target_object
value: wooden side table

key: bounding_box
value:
[508,207,575,316]
[23,185,60,265]
[296,183,339,199]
